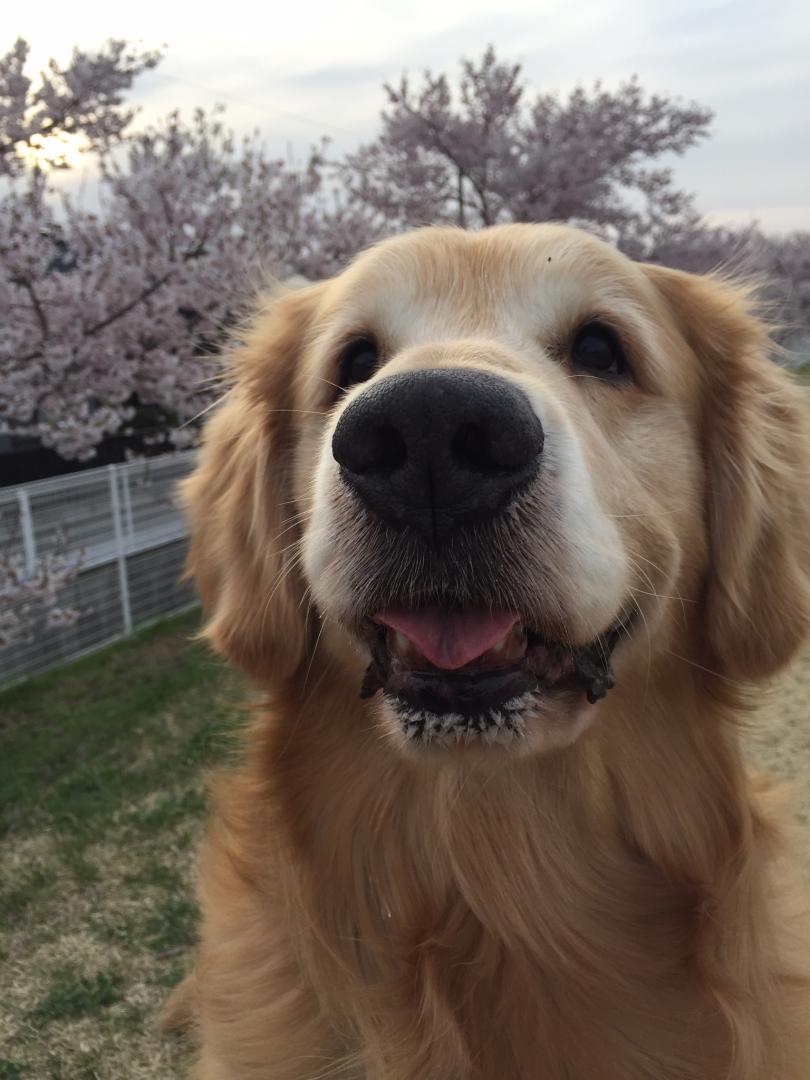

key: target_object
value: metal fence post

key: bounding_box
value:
[121,468,135,544]
[16,488,37,576]
[108,464,133,635]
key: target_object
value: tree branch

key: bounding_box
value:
[84,271,172,336]
[20,278,50,339]
[80,236,208,338]
[394,96,494,225]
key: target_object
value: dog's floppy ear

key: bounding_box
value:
[647,264,810,681]
[180,284,324,682]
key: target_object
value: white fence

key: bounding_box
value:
[0,452,198,685]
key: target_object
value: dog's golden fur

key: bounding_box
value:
[169,225,810,1078]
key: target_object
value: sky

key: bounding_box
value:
[14,0,810,232]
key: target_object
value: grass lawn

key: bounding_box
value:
[0,611,808,1079]
[0,611,244,1079]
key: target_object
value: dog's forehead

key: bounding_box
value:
[334,224,651,344]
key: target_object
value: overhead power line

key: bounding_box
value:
[147,69,364,141]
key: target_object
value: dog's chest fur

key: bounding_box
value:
[273,696,755,1079]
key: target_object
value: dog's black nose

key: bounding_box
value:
[331,368,544,544]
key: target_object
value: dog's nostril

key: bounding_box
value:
[344,423,407,474]
[452,422,494,472]
[452,417,543,473]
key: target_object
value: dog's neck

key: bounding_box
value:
[259,657,790,1079]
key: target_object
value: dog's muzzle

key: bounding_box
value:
[329,367,624,745]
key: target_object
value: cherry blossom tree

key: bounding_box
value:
[0,36,161,176]
[1,108,377,460]
[342,46,713,248]
[757,230,810,365]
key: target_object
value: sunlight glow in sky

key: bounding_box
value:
[14,0,810,232]
[16,132,87,171]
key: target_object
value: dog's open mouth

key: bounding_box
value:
[359,607,625,744]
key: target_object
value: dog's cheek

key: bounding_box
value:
[581,399,705,643]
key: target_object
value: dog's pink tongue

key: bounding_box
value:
[375,608,520,671]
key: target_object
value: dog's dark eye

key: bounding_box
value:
[571,322,628,380]
[338,338,379,393]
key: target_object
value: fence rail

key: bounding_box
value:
[0,451,198,686]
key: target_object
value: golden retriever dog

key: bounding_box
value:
[168,224,810,1079]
